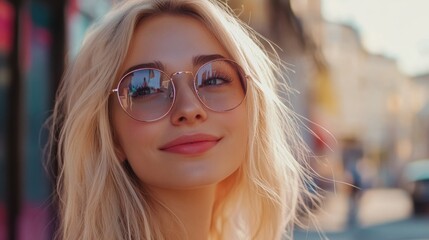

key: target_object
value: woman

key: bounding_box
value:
[47,0,319,239]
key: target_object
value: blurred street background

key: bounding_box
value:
[0,0,428,239]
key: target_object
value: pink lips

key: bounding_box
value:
[159,134,221,155]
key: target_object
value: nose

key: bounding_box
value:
[169,72,208,125]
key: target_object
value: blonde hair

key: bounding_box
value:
[47,0,319,239]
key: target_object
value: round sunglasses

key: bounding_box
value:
[112,58,248,122]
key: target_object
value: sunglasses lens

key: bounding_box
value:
[195,60,246,112]
[117,69,173,121]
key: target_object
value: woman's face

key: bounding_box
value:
[111,14,248,190]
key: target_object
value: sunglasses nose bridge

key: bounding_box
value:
[170,71,194,80]
[170,70,196,91]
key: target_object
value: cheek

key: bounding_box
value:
[111,100,158,162]
[112,114,166,184]
[231,101,248,139]
[222,103,249,166]
[111,101,174,185]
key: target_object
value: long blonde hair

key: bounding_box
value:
[47,0,319,239]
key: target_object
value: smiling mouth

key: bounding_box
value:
[159,134,221,155]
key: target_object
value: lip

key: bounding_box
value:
[159,133,221,155]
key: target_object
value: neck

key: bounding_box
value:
[149,186,217,240]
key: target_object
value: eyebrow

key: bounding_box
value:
[192,54,226,66]
[122,61,164,76]
[121,54,227,77]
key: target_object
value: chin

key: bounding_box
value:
[160,166,241,190]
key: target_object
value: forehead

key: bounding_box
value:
[120,14,230,74]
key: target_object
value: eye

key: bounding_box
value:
[201,75,232,87]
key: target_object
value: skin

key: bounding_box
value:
[110,14,248,239]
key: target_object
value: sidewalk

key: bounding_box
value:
[294,188,429,240]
